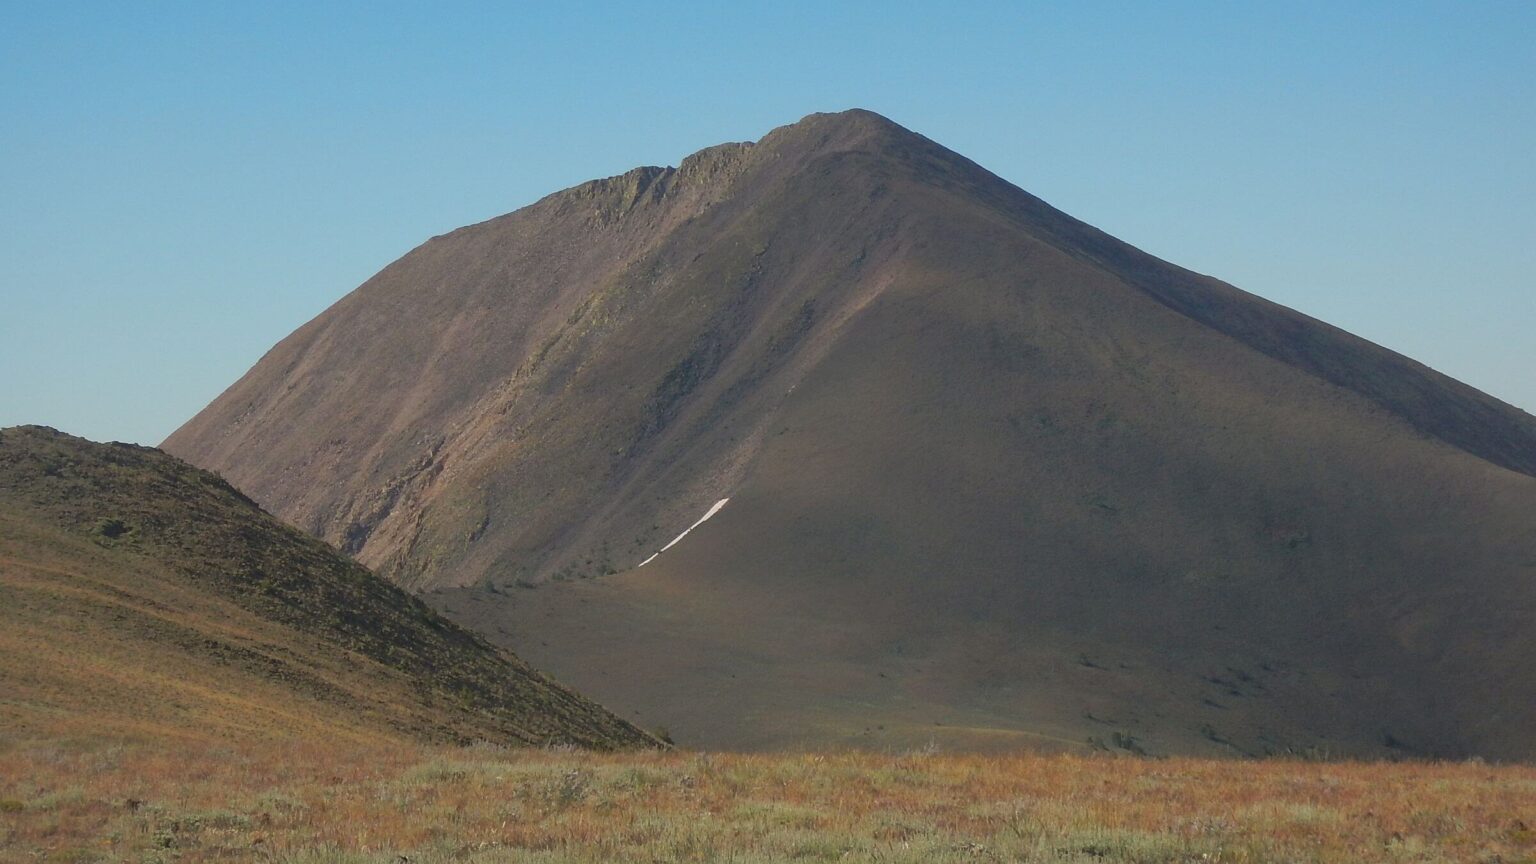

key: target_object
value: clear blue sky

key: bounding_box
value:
[2,2,1532,445]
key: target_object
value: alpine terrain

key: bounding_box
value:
[0,425,654,748]
[165,110,1536,758]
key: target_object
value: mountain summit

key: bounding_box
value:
[166,110,1536,757]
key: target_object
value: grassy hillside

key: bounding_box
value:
[1,738,1532,863]
[164,110,1536,758]
[0,425,654,749]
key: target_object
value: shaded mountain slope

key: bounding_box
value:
[166,110,1536,757]
[0,425,654,748]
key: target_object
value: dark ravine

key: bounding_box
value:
[0,425,656,748]
[166,110,1536,758]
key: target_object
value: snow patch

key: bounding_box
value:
[637,498,730,568]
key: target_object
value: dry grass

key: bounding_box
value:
[2,737,1533,863]
[0,427,654,751]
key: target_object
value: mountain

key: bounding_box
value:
[165,110,1536,758]
[0,425,654,748]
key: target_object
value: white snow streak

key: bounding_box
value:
[636,498,730,568]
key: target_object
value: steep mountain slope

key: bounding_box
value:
[166,110,1536,757]
[0,426,653,748]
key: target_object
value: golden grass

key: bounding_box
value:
[0,430,654,753]
[2,736,1532,863]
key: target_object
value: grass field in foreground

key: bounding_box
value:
[1,739,1533,863]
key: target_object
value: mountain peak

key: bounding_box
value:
[789,107,905,133]
[164,111,1536,758]
[762,107,922,155]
